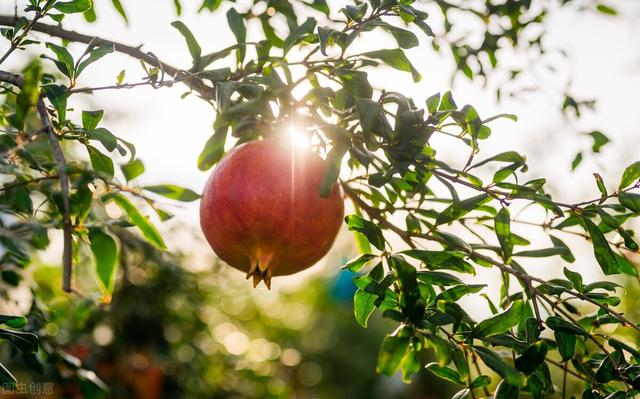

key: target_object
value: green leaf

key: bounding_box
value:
[471,151,525,169]
[609,338,640,359]
[377,334,410,376]
[586,130,610,153]
[89,228,118,293]
[550,235,576,263]
[545,316,587,336]
[76,40,115,77]
[416,271,463,286]
[121,159,145,181]
[571,152,583,171]
[361,49,421,82]
[596,3,617,15]
[320,144,347,198]
[0,315,28,328]
[41,84,68,122]
[335,69,373,98]
[595,354,617,383]
[370,21,419,49]
[388,255,420,315]
[226,8,246,63]
[563,267,583,292]
[171,21,202,67]
[200,0,223,11]
[425,334,451,367]
[619,191,640,213]
[435,284,486,302]
[436,194,490,225]
[403,250,475,274]
[580,216,621,275]
[354,289,377,327]
[583,281,621,293]
[471,375,491,389]
[593,173,607,197]
[451,346,469,381]
[494,379,519,399]
[513,247,572,259]
[439,91,457,111]
[619,161,640,189]
[342,3,367,21]
[283,17,316,54]
[82,110,103,130]
[198,125,228,170]
[308,0,329,15]
[495,207,513,261]
[356,98,381,132]
[143,184,200,202]
[426,93,440,113]
[86,145,114,176]
[514,341,548,375]
[471,300,524,338]
[343,253,376,272]
[53,0,92,13]
[555,331,576,361]
[401,348,421,382]
[111,0,128,22]
[0,328,38,353]
[87,128,117,152]
[13,63,41,130]
[413,19,435,37]
[318,27,346,55]
[45,42,75,79]
[0,362,16,390]
[83,6,96,22]
[345,215,385,251]
[615,253,638,277]
[473,346,525,387]
[425,363,463,385]
[110,194,166,249]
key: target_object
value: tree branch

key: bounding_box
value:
[0,11,43,65]
[0,69,73,293]
[342,181,640,335]
[0,15,215,101]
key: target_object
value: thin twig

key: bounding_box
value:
[0,70,73,293]
[0,174,59,192]
[0,15,215,100]
[0,11,43,65]
[432,169,639,211]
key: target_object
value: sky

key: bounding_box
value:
[2,0,640,293]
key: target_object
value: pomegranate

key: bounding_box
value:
[200,139,344,288]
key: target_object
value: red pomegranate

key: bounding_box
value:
[200,139,344,288]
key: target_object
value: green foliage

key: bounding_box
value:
[109,194,166,249]
[89,227,119,293]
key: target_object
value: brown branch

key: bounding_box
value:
[432,169,640,211]
[0,15,215,101]
[546,357,589,383]
[0,70,73,293]
[0,174,60,192]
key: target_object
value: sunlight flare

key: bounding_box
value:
[287,125,311,149]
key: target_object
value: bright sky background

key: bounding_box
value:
[2,0,640,293]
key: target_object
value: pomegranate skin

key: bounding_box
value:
[200,139,344,287]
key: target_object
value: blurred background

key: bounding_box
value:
[1,0,640,398]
